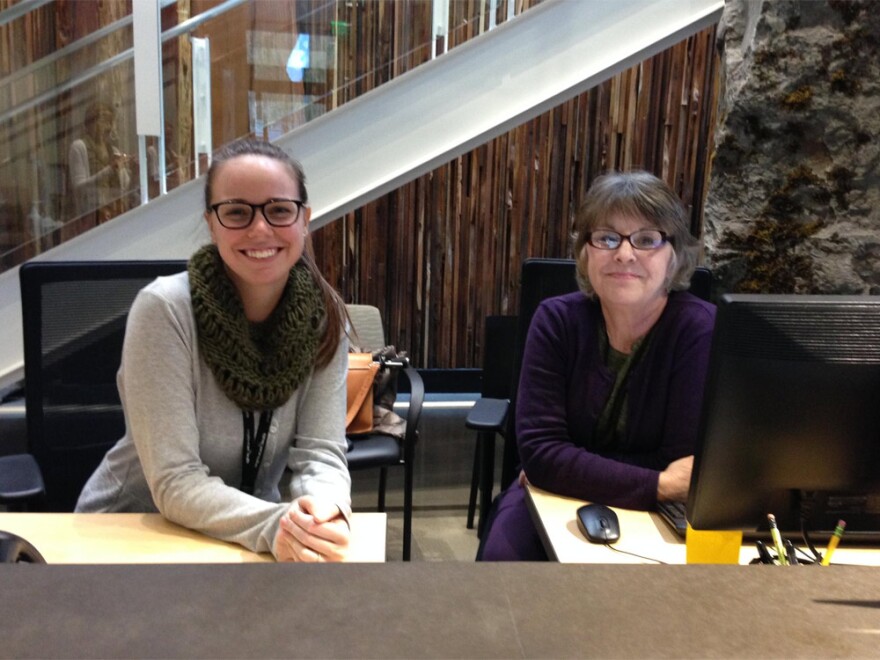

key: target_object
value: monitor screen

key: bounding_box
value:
[687,293,880,540]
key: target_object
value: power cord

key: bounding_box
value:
[603,541,667,564]
[799,491,825,563]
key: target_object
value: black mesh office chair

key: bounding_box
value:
[0,260,187,511]
[466,258,713,533]
[345,304,425,561]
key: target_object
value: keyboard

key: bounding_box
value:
[655,501,688,538]
[655,501,880,544]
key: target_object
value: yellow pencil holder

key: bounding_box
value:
[685,524,743,564]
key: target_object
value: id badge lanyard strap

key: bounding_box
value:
[241,409,274,495]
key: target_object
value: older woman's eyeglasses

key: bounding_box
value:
[587,229,668,251]
[210,199,304,229]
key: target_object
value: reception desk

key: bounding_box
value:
[2,562,879,657]
[0,512,386,563]
[526,484,880,566]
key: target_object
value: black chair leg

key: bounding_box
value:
[477,431,496,539]
[466,440,481,529]
[377,467,387,512]
[402,460,413,562]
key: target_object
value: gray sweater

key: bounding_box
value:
[76,272,352,557]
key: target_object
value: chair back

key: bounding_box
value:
[346,304,386,352]
[688,265,713,302]
[20,260,187,510]
[480,315,517,399]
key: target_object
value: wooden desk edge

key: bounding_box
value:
[524,484,560,561]
[0,512,387,564]
[525,484,880,565]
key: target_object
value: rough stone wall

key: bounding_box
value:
[704,0,880,294]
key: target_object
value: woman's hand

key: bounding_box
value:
[657,455,694,502]
[273,495,351,562]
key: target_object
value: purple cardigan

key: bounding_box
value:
[516,290,716,511]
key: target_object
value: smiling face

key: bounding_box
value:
[205,154,310,315]
[583,213,673,311]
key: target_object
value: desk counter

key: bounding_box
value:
[2,562,879,658]
[0,512,386,564]
[526,484,880,566]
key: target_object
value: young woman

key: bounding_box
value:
[77,139,352,562]
[480,171,716,561]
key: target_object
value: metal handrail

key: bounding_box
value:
[0,0,246,125]
[0,1,177,93]
[161,0,247,41]
[0,0,53,26]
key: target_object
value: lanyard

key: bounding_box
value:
[241,410,273,495]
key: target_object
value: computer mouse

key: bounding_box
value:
[576,504,620,544]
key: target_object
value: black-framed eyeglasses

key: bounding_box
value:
[210,199,304,229]
[586,229,668,251]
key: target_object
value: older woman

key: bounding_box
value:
[480,171,716,561]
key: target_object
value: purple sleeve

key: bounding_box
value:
[515,294,715,511]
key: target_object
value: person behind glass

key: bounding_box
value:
[479,170,716,561]
[68,101,133,223]
[76,139,352,562]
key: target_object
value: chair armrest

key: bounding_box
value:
[465,397,509,432]
[400,365,425,447]
[0,454,46,504]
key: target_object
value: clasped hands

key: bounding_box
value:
[273,495,351,562]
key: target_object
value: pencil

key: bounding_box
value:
[820,520,846,566]
[767,513,788,565]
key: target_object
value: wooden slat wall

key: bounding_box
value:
[312,3,720,370]
[0,0,718,369]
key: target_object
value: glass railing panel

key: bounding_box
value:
[0,0,146,269]
[261,0,541,139]
[0,0,542,274]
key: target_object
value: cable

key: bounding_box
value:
[603,542,667,564]
[798,490,824,563]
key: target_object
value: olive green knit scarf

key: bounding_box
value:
[188,244,325,411]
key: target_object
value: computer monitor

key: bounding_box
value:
[687,293,880,541]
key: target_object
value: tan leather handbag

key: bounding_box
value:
[346,353,379,435]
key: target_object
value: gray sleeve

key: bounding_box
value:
[288,330,353,522]
[120,286,288,555]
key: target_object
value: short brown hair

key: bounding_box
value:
[572,170,700,296]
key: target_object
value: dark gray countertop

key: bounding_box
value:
[2,563,878,658]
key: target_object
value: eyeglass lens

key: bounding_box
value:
[589,229,666,250]
[214,200,301,228]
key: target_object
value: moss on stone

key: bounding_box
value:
[721,216,821,293]
[766,191,803,220]
[763,166,833,219]
[718,164,830,293]
[782,86,813,110]
[830,68,861,95]
[786,165,823,188]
